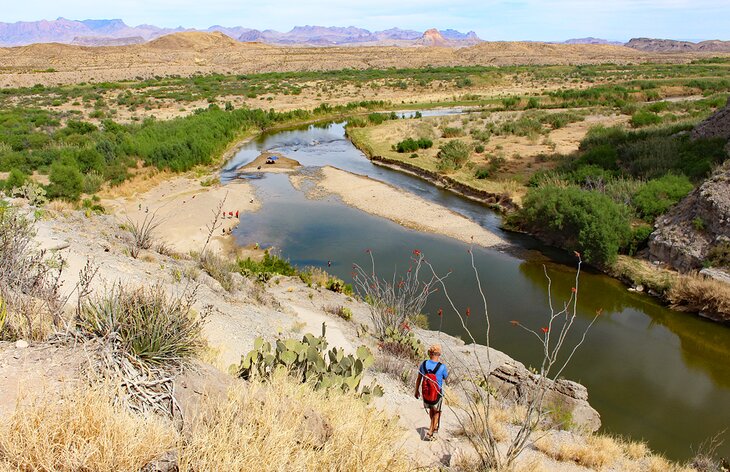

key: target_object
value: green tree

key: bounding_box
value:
[437,139,471,172]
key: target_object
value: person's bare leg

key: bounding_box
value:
[433,411,441,434]
[427,409,436,437]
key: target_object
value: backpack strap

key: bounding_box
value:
[432,362,443,375]
[419,360,427,375]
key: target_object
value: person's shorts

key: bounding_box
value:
[423,396,443,412]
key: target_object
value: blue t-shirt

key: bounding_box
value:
[419,360,448,389]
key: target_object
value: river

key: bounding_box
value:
[221,117,730,461]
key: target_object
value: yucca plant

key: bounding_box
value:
[77,284,206,367]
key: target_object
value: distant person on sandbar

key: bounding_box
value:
[415,344,448,441]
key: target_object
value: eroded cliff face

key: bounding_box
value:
[649,160,730,272]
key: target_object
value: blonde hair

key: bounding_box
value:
[427,344,442,357]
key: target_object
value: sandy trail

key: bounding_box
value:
[103,176,259,255]
[305,166,507,248]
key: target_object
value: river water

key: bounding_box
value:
[221,117,730,461]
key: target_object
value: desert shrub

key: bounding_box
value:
[325,276,353,295]
[0,385,176,472]
[124,212,162,259]
[77,284,206,366]
[624,224,653,256]
[4,168,28,192]
[475,166,491,179]
[632,174,693,220]
[526,97,540,109]
[502,97,520,109]
[498,116,543,137]
[324,304,353,321]
[631,110,662,128]
[437,139,471,172]
[0,205,63,340]
[201,251,236,291]
[474,144,485,154]
[82,171,105,194]
[514,185,632,265]
[47,162,83,201]
[707,242,730,268]
[441,127,465,138]
[238,250,296,282]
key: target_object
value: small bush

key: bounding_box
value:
[238,251,296,283]
[437,139,471,172]
[200,251,236,291]
[474,144,485,154]
[624,224,653,256]
[630,110,662,128]
[474,166,491,179]
[441,127,464,138]
[4,168,28,192]
[324,304,353,321]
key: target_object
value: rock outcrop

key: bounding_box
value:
[691,97,730,141]
[627,37,730,53]
[649,160,730,271]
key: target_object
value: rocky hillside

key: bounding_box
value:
[627,37,730,53]
[649,161,730,272]
[649,102,730,274]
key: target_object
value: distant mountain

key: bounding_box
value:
[564,37,623,46]
[416,29,453,47]
[0,18,480,47]
[626,37,730,52]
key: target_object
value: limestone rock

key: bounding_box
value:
[15,340,29,349]
[649,160,730,272]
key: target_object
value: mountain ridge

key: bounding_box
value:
[0,18,481,47]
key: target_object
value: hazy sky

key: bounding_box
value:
[3,0,728,41]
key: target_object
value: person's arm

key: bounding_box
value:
[415,371,423,399]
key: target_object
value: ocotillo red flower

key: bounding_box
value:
[574,251,581,258]
[438,308,443,317]
[541,327,549,334]
[413,249,421,256]
[510,320,519,326]
[571,287,577,293]
[466,307,471,317]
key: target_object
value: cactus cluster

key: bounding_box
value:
[237,323,383,401]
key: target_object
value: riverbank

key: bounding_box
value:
[294,166,508,248]
[103,175,260,256]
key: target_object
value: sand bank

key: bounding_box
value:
[104,176,259,255]
[304,166,506,248]
[238,152,301,174]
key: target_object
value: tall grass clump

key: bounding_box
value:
[77,284,206,367]
[178,372,408,472]
[437,139,471,172]
[0,385,176,472]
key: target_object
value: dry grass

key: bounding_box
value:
[0,385,176,472]
[457,403,510,443]
[97,168,173,199]
[668,272,730,319]
[0,373,409,472]
[177,372,409,471]
[534,433,623,469]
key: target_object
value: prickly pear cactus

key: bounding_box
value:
[236,323,382,401]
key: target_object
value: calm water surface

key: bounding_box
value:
[221,118,730,460]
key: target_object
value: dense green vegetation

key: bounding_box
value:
[436,139,471,171]
[0,101,387,200]
[515,185,632,265]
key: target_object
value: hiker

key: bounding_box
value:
[415,344,448,441]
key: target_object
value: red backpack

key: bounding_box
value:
[420,361,443,404]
